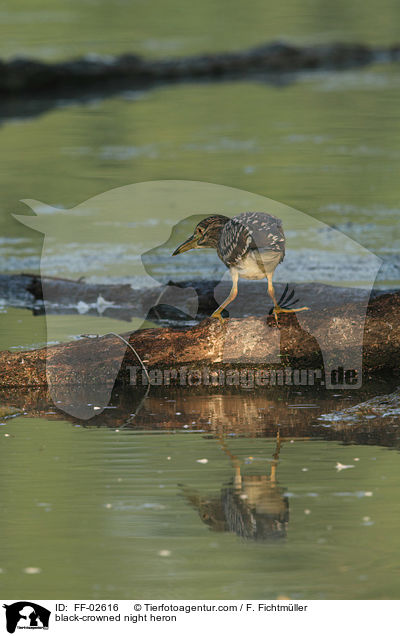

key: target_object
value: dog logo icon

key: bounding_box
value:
[3,602,51,633]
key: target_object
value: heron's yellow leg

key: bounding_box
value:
[266,273,309,324]
[217,431,242,490]
[211,269,239,323]
[233,461,242,490]
[270,430,281,484]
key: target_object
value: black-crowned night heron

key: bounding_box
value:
[172,211,309,322]
[180,431,289,541]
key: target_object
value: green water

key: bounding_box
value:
[0,0,400,602]
[2,0,400,60]
[1,414,400,600]
[1,73,400,286]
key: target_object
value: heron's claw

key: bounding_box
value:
[211,311,226,324]
[272,305,310,325]
[269,284,310,318]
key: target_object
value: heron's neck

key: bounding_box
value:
[203,215,230,248]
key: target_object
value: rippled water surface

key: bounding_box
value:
[1,387,400,600]
[1,69,400,291]
[1,0,400,601]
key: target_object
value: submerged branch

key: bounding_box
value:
[1,41,400,102]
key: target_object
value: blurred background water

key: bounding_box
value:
[0,0,400,601]
[2,0,400,60]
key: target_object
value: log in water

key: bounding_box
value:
[0,291,399,387]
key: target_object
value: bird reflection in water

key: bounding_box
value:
[180,431,289,541]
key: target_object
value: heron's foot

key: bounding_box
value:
[268,284,309,317]
[273,305,309,324]
[210,310,226,324]
[274,305,309,314]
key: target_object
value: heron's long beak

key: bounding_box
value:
[172,235,199,255]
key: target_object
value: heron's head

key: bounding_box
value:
[172,215,230,255]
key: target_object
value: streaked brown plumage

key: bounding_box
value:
[172,211,308,321]
[180,430,288,541]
